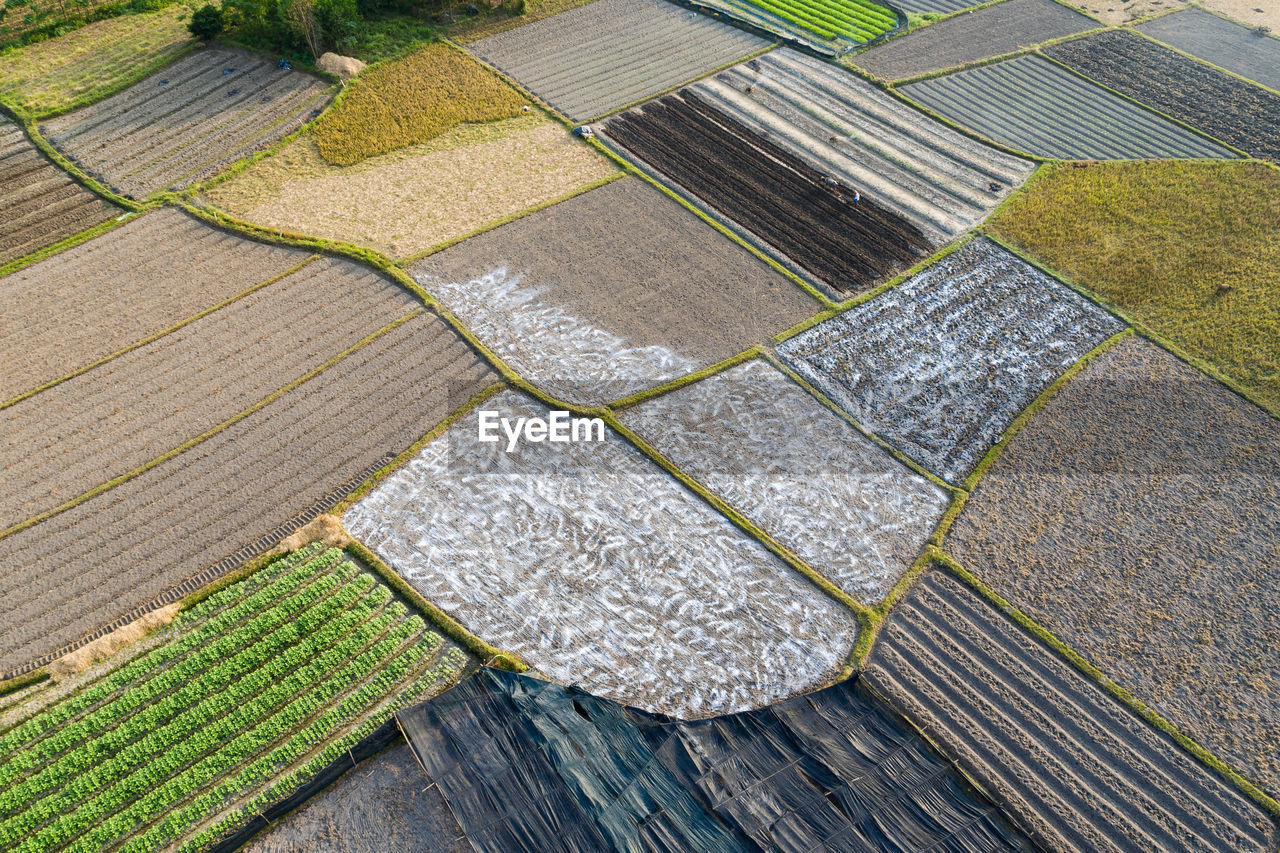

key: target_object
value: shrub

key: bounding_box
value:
[188,1,223,37]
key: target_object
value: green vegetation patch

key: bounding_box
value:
[989,160,1280,413]
[313,42,526,165]
[0,542,468,852]
[0,5,192,116]
[741,0,896,43]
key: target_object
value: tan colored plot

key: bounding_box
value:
[1057,0,1184,25]
[1202,0,1280,31]
[205,115,616,259]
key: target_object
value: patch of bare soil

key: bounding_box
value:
[1202,0,1280,32]
[947,336,1280,798]
[1059,0,1185,25]
[272,514,351,555]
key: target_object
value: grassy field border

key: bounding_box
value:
[0,209,134,279]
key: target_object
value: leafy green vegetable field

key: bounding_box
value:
[718,0,896,44]
[0,543,468,853]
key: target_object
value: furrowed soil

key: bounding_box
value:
[0,115,118,265]
[409,177,817,405]
[691,50,1032,244]
[240,742,467,853]
[947,336,1280,798]
[866,569,1277,853]
[0,207,308,402]
[204,115,616,259]
[469,0,768,122]
[0,313,494,676]
[853,0,1096,81]
[900,55,1235,160]
[0,6,194,117]
[778,238,1124,485]
[344,390,862,719]
[620,359,949,604]
[604,91,931,295]
[41,46,332,198]
[891,0,984,12]
[1048,29,1280,161]
[0,256,418,530]
[1137,7,1280,91]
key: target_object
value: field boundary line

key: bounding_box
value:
[0,254,321,412]
[0,209,134,279]
[883,24,1109,87]
[21,38,200,121]
[1123,24,1280,97]
[0,670,50,700]
[982,227,1280,420]
[851,0,1011,52]
[1187,0,1280,36]
[1032,49,1251,158]
[930,548,1280,823]
[758,349,961,495]
[833,232,975,311]
[0,310,423,545]
[344,538,527,671]
[0,455,393,684]
[881,83,1045,163]
[607,345,765,410]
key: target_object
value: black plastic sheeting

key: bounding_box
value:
[397,670,1034,853]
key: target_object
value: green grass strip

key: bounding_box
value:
[607,346,765,411]
[0,211,132,280]
[884,25,1108,87]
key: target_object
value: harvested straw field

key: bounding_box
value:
[900,55,1235,159]
[204,115,616,258]
[0,543,471,853]
[947,336,1280,797]
[0,207,308,403]
[1057,0,1184,25]
[1202,0,1279,31]
[866,568,1277,853]
[0,312,494,677]
[604,91,931,295]
[313,43,526,166]
[1137,6,1280,91]
[469,0,768,122]
[410,177,817,405]
[778,238,1123,485]
[853,0,1096,81]
[1048,29,1280,161]
[620,359,949,603]
[685,49,1033,244]
[241,742,467,853]
[344,391,861,719]
[0,115,117,265]
[0,256,418,531]
[40,47,332,198]
[0,6,193,117]
[988,160,1280,413]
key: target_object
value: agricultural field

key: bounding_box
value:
[604,91,931,295]
[0,312,494,677]
[241,741,467,853]
[865,568,1277,853]
[0,543,471,852]
[692,0,898,51]
[0,115,117,265]
[0,255,418,531]
[0,6,193,117]
[619,359,950,603]
[409,177,817,404]
[689,49,1033,244]
[0,207,308,402]
[344,391,861,719]
[777,238,1124,485]
[946,336,1280,797]
[468,0,768,122]
[1058,0,1184,25]
[312,43,526,166]
[900,55,1236,159]
[889,0,982,12]
[989,160,1280,413]
[1137,6,1280,91]
[852,0,1096,81]
[1048,29,1280,161]
[203,115,616,259]
[40,47,332,198]
[1202,0,1279,31]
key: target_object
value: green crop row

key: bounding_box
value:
[740,0,894,41]
[798,0,894,30]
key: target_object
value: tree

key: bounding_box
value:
[281,0,322,58]
[188,3,224,38]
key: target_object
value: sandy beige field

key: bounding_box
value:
[1202,0,1280,30]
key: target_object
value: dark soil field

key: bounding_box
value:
[40,47,332,198]
[866,569,1278,853]
[605,91,931,295]
[853,0,1096,81]
[947,336,1280,798]
[0,257,418,531]
[0,116,118,266]
[0,208,308,403]
[1137,6,1280,91]
[1048,29,1280,161]
[240,742,467,853]
[0,313,494,677]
